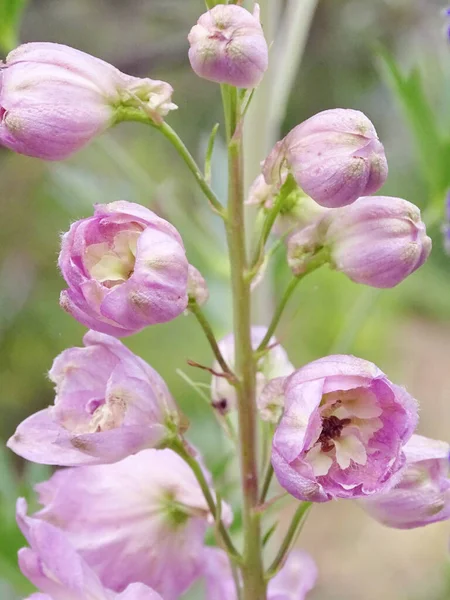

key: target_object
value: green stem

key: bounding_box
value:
[171,439,242,562]
[223,88,266,600]
[249,175,298,273]
[256,251,327,353]
[188,300,234,377]
[158,121,225,216]
[256,276,302,353]
[265,502,312,579]
[121,110,225,216]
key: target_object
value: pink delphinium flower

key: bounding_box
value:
[59,201,189,336]
[360,434,450,528]
[0,42,176,160]
[271,355,418,502]
[211,326,294,414]
[8,331,182,466]
[263,109,388,209]
[17,513,162,600]
[322,196,431,288]
[19,449,231,600]
[203,547,317,600]
[287,195,431,286]
[188,4,268,88]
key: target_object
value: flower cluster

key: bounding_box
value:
[251,107,431,289]
[1,3,448,600]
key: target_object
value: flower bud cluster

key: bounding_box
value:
[253,108,431,288]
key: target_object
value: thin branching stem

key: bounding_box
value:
[265,502,312,580]
[188,300,235,378]
[171,439,242,563]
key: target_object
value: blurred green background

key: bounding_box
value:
[0,1,449,599]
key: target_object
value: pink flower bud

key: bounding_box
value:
[7,331,184,466]
[263,109,388,208]
[246,174,278,209]
[188,4,268,88]
[59,201,189,336]
[211,327,294,414]
[287,222,325,276]
[323,196,431,288]
[187,265,209,307]
[0,42,176,160]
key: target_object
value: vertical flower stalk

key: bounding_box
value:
[223,88,265,599]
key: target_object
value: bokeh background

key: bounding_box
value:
[0,1,449,599]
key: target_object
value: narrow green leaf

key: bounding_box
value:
[0,0,29,52]
[377,47,450,203]
[262,521,278,547]
[204,123,220,185]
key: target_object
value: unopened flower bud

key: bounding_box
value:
[246,174,277,209]
[286,223,324,276]
[263,109,388,208]
[187,265,209,307]
[211,327,294,414]
[0,42,176,160]
[323,196,431,288]
[188,4,268,88]
[257,377,285,423]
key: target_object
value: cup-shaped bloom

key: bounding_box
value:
[271,355,418,502]
[59,201,189,336]
[263,109,388,208]
[188,4,268,88]
[203,547,317,600]
[17,506,162,600]
[360,434,450,528]
[20,448,231,600]
[0,42,176,160]
[322,196,431,288]
[211,326,294,414]
[7,331,183,466]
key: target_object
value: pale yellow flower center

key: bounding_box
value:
[84,230,140,287]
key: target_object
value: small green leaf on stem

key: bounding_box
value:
[262,522,278,547]
[205,123,220,184]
